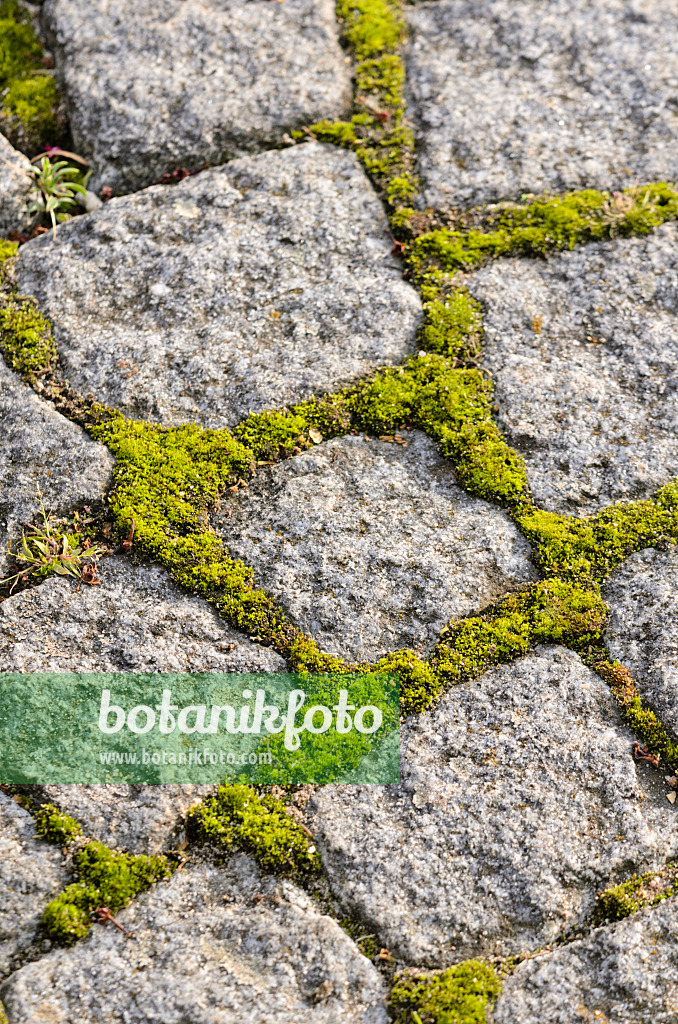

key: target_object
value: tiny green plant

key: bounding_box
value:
[27,157,88,235]
[2,504,103,594]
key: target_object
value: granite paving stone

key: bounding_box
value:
[493,895,678,1024]
[43,0,352,194]
[604,546,678,743]
[14,143,421,430]
[0,792,69,980]
[469,223,678,514]
[0,134,34,238]
[0,355,114,559]
[305,646,678,965]
[0,552,284,675]
[0,857,389,1024]
[214,432,538,662]
[406,0,678,209]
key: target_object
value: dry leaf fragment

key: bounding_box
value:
[668,792,676,805]
[308,428,322,444]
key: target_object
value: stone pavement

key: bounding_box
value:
[1,1,678,1022]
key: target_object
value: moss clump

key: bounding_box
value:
[0,0,62,153]
[389,961,502,1024]
[412,580,607,715]
[42,882,97,944]
[87,415,303,649]
[306,0,417,212]
[420,290,483,363]
[42,841,173,945]
[0,291,57,382]
[0,239,18,267]
[185,784,319,876]
[34,803,82,846]
[593,863,678,925]
[376,649,438,717]
[407,183,678,276]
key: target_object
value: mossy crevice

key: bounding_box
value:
[0,0,63,154]
[405,183,678,277]
[185,783,320,877]
[388,961,502,1024]
[393,580,607,716]
[585,654,678,773]
[42,840,173,945]
[514,481,678,584]
[593,861,678,926]
[302,0,417,213]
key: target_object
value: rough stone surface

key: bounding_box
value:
[406,0,678,209]
[14,144,421,430]
[493,896,678,1024]
[0,857,389,1024]
[468,223,678,514]
[0,134,34,237]
[0,552,285,674]
[43,0,352,194]
[0,355,114,558]
[0,792,68,980]
[305,646,678,965]
[214,432,537,662]
[604,546,678,742]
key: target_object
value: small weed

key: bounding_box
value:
[2,504,104,595]
[27,157,89,235]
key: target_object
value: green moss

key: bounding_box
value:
[0,290,57,381]
[352,354,529,504]
[0,0,62,153]
[34,803,82,845]
[376,649,438,717]
[336,0,403,59]
[0,3,42,83]
[0,239,18,266]
[515,488,678,584]
[185,784,319,875]
[3,75,59,141]
[308,0,417,214]
[42,883,94,944]
[407,183,678,277]
[42,841,173,945]
[389,961,502,1024]
[420,290,483,363]
[438,579,605,673]
[593,862,678,925]
[587,656,678,772]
